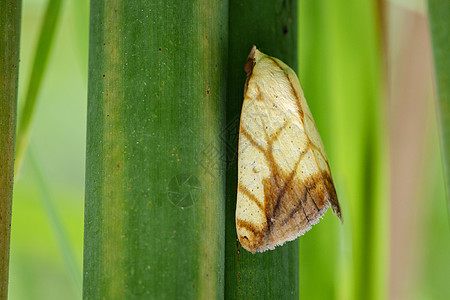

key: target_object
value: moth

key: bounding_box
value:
[236,46,342,254]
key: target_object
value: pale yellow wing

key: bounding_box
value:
[236,46,342,254]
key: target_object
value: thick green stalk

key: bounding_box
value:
[0,1,21,298]
[428,0,450,215]
[83,1,227,299]
[225,1,299,299]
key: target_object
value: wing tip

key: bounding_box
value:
[331,201,343,223]
[328,189,343,223]
[322,171,343,223]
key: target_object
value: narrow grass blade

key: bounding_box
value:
[83,1,228,298]
[15,0,64,174]
[225,1,299,299]
[427,0,450,216]
[28,149,82,296]
[0,1,22,297]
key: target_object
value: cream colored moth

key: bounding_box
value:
[236,46,342,254]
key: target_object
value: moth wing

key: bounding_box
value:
[236,48,341,254]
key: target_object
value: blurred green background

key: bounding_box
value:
[9,0,86,298]
[8,0,449,299]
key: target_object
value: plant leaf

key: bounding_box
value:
[0,0,21,297]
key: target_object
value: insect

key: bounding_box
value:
[236,46,342,253]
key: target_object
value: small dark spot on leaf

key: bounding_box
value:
[102,74,105,78]
[158,47,162,51]
[283,25,288,35]
[206,89,210,95]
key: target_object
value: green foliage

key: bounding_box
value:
[83,1,227,298]
[7,0,450,299]
[0,1,21,298]
[15,0,64,174]
[428,0,450,215]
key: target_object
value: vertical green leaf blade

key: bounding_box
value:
[428,0,450,214]
[15,0,64,174]
[225,1,299,299]
[0,0,21,297]
[83,1,227,299]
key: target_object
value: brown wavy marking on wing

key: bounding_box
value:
[268,57,304,120]
[238,183,264,212]
[255,83,264,101]
[236,47,342,253]
[237,115,340,253]
[261,171,339,251]
[236,48,342,253]
[266,53,341,219]
[237,145,340,253]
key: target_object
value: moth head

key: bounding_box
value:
[243,46,257,95]
[244,45,257,74]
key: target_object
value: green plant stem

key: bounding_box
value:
[225,1,299,299]
[428,0,450,217]
[0,1,21,298]
[14,0,64,175]
[83,1,227,298]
